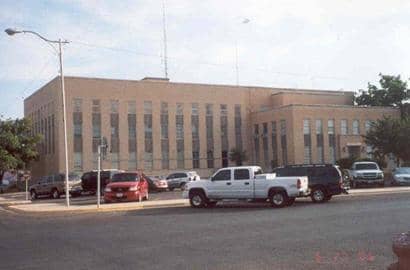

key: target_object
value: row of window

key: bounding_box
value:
[72,99,242,172]
[303,119,373,136]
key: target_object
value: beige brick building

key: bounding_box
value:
[24,76,400,179]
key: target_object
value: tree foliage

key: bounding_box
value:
[355,74,409,108]
[0,118,40,177]
[229,148,248,166]
[364,117,410,165]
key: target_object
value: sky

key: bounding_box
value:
[1,0,410,118]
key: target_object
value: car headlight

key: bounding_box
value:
[104,187,111,192]
[129,186,139,191]
[377,173,383,177]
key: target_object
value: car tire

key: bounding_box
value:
[51,189,60,199]
[189,191,206,208]
[311,188,326,203]
[30,190,37,200]
[269,190,288,208]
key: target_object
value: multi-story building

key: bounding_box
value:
[24,76,399,179]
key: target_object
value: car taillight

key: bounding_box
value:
[297,179,301,189]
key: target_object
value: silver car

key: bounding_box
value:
[166,171,200,191]
[392,167,410,186]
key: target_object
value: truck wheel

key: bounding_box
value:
[189,191,206,208]
[269,190,288,208]
[311,188,326,203]
[30,190,37,200]
[51,188,60,199]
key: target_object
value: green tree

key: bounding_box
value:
[355,74,409,110]
[364,117,410,166]
[0,117,40,179]
[229,148,248,166]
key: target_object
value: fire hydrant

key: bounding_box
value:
[389,231,410,270]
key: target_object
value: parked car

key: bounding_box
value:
[273,164,346,203]
[145,175,168,192]
[183,166,309,208]
[392,167,410,186]
[166,171,200,191]
[29,173,83,200]
[349,161,384,188]
[81,169,123,194]
[104,172,149,203]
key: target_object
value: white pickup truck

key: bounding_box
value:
[183,166,309,208]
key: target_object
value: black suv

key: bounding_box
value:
[81,170,123,194]
[273,164,346,203]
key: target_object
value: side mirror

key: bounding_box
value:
[210,177,215,181]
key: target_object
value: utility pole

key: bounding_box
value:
[97,137,107,209]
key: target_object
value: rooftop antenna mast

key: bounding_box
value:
[162,0,168,79]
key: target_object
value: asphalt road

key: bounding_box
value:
[0,193,409,270]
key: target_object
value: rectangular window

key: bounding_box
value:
[271,121,278,168]
[254,124,260,164]
[280,120,288,165]
[234,105,242,151]
[192,103,200,169]
[341,119,348,135]
[352,120,360,135]
[303,119,311,164]
[328,119,336,164]
[110,101,120,169]
[128,101,137,170]
[220,104,229,167]
[144,101,153,170]
[366,145,373,158]
[206,104,214,168]
[73,98,83,171]
[316,120,324,163]
[176,103,184,169]
[365,120,372,133]
[161,102,169,169]
[262,122,269,169]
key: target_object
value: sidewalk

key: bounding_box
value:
[2,186,410,214]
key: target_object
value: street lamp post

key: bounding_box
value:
[5,28,71,207]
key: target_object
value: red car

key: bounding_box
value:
[104,172,149,203]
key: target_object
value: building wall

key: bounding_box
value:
[24,76,400,179]
[252,104,399,171]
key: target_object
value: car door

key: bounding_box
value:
[166,173,176,187]
[36,177,47,195]
[231,168,253,198]
[207,169,232,199]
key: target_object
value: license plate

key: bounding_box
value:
[116,193,123,198]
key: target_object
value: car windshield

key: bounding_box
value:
[111,173,139,182]
[395,168,410,174]
[356,163,378,170]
